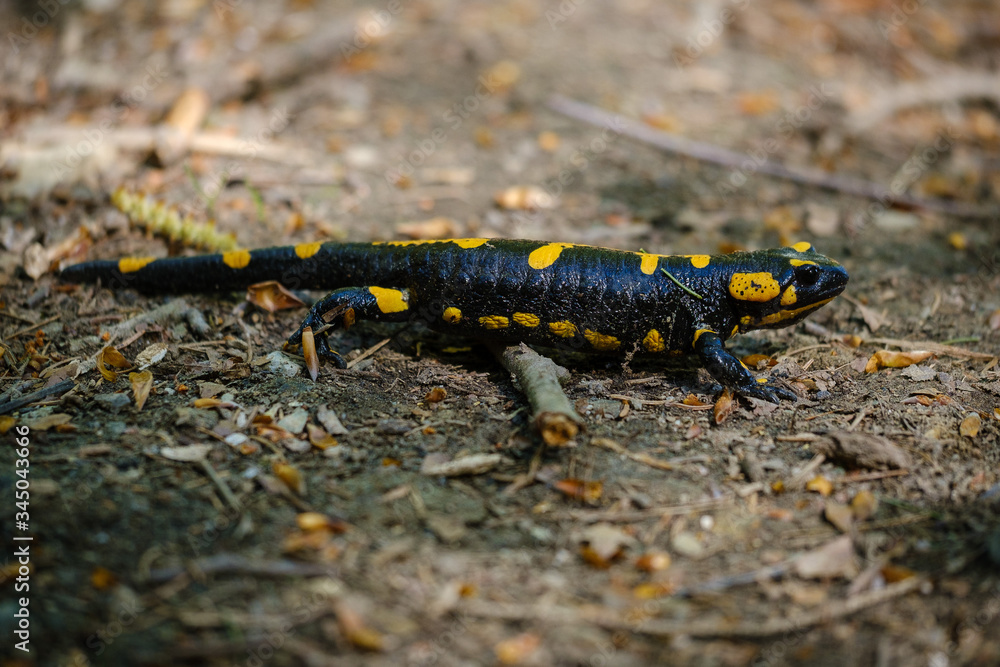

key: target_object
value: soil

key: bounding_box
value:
[1,1,999,665]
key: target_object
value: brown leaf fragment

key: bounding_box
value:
[97,346,131,382]
[635,551,672,573]
[989,309,1000,331]
[813,431,911,470]
[424,387,447,403]
[25,413,72,431]
[301,326,319,381]
[495,632,541,665]
[793,535,858,580]
[824,501,854,533]
[865,349,934,373]
[806,475,834,497]
[553,478,603,503]
[90,566,118,590]
[129,370,153,411]
[578,523,635,568]
[273,462,306,495]
[959,412,981,438]
[494,185,556,211]
[134,342,169,369]
[334,602,384,652]
[395,217,459,239]
[160,444,212,462]
[683,393,708,406]
[296,511,348,534]
[420,453,503,477]
[880,564,917,583]
[855,302,890,333]
[246,281,305,313]
[306,423,339,450]
[850,490,879,521]
[714,387,736,424]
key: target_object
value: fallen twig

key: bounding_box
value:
[146,553,337,583]
[491,343,584,446]
[0,379,76,416]
[548,95,992,219]
[865,337,997,362]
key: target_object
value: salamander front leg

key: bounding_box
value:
[693,329,797,403]
[284,286,412,379]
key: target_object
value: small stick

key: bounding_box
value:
[548,95,993,219]
[491,343,584,446]
[7,315,60,340]
[0,379,75,416]
[346,337,392,369]
[865,337,996,361]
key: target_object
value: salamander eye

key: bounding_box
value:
[795,264,820,286]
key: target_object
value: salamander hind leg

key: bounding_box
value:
[693,329,798,403]
[284,286,412,375]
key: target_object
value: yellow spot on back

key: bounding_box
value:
[379,238,489,248]
[294,242,323,259]
[369,286,408,313]
[780,285,797,306]
[692,328,717,347]
[443,307,462,323]
[528,242,575,270]
[790,259,817,267]
[791,241,813,253]
[584,329,621,351]
[479,315,509,329]
[453,238,489,248]
[222,250,251,269]
[639,254,659,275]
[549,321,577,338]
[642,329,665,353]
[118,257,156,273]
[688,254,710,269]
[729,272,781,302]
[512,312,540,327]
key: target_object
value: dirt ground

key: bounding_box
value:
[2,0,1000,665]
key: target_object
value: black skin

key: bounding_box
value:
[61,238,849,402]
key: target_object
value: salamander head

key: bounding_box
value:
[727,242,849,332]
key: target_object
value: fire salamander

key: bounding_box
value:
[60,239,848,402]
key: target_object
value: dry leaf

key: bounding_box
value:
[160,444,212,462]
[855,302,890,333]
[959,412,981,438]
[806,475,834,496]
[683,393,708,406]
[552,478,603,503]
[246,281,306,313]
[864,350,934,373]
[129,370,153,411]
[301,326,319,381]
[880,564,917,583]
[793,535,857,579]
[273,462,305,495]
[306,423,339,450]
[494,185,557,211]
[97,346,131,382]
[635,551,672,573]
[741,353,776,368]
[296,511,348,534]
[714,387,736,425]
[394,217,458,239]
[421,453,502,477]
[134,342,169,369]
[824,501,854,533]
[738,90,780,116]
[495,632,541,665]
[25,413,72,431]
[424,387,447,403]
[90,566,117,590]
[850,490,878,521]
[578,523,635,568]
[537,131,560,151]
[335,602,384,652]
[989,309,1000,331]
